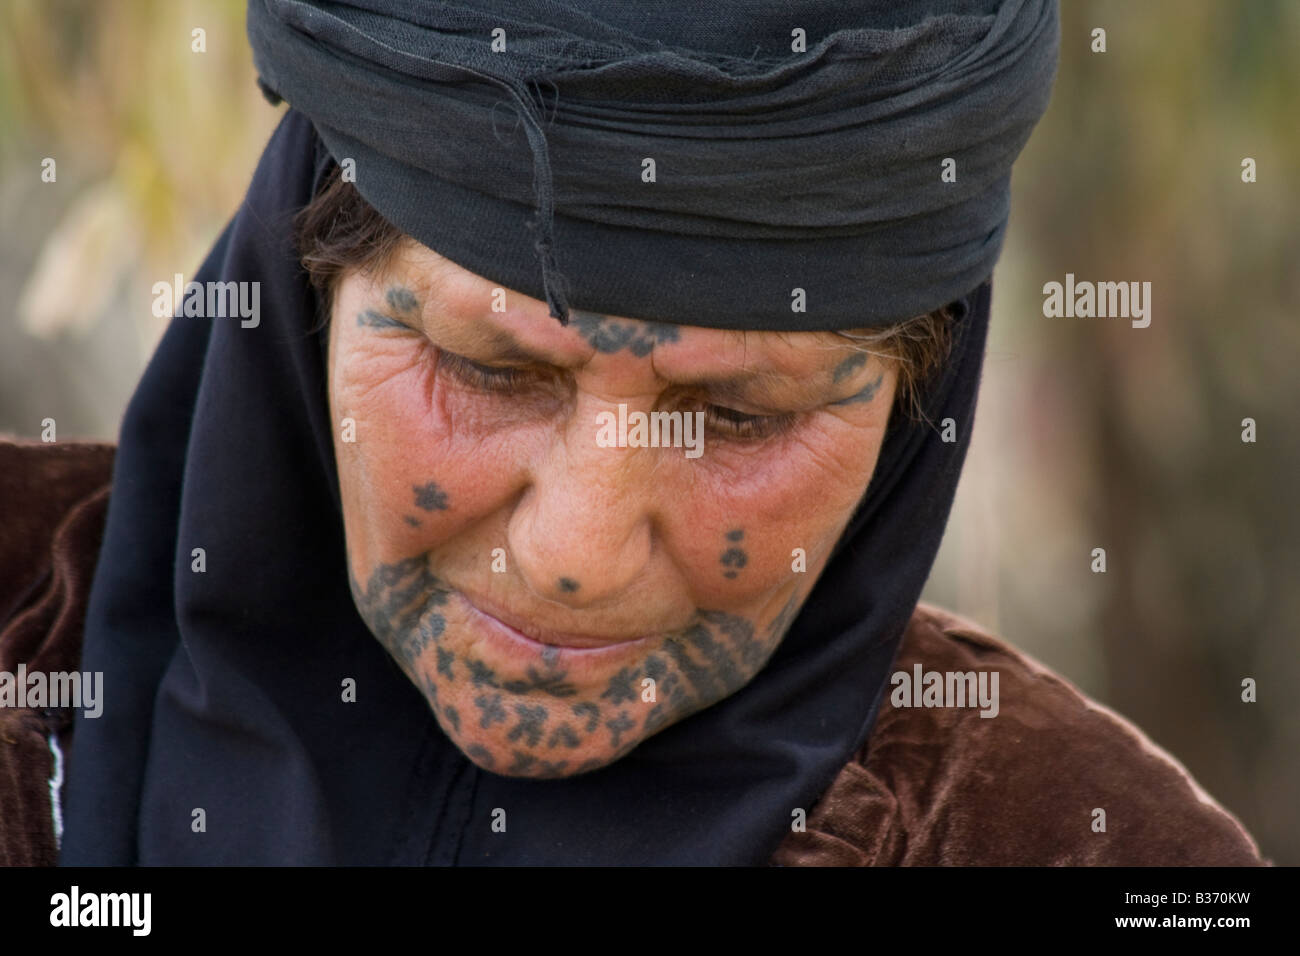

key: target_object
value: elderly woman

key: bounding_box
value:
[0,0,1266,866]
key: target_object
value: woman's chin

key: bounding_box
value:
[443,721,631,779]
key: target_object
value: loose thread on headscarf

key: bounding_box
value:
[500,76,572,325]
[386,56,574,325]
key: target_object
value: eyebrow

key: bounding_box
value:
[507,333,881,409]
[405,304,878,407]
[676,368,847,408]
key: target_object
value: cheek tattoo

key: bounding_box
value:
[720,528,748,579]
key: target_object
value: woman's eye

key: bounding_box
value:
[438,351,795,441]
[702,403,797,441]
[438,350,540,392]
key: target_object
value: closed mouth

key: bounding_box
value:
[460,590,654,650]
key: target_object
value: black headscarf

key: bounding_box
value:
[59,1,1043,867]
[246,0,1057,327]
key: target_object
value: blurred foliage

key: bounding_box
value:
[1,0,280,433]
[927,0,1299,865]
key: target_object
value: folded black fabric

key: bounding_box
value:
[59,108,996,863]
[60,0,1052,865]
[248,0,1057,327]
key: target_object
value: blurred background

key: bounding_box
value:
[1,1,1296,862]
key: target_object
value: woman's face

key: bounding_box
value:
[326,241,898,778]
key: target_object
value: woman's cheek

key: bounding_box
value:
[332,337,544,564]
[652,417,884,601]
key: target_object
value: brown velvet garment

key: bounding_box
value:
[0,439,1268,866]
[772,605,1268,865]
[0,439,113,866]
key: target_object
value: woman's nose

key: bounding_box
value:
[506,392,659,608]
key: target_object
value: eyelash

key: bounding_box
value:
[436,350,798,442]
[702,404,798,441]
[437,350,535,390]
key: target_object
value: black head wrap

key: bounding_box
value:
[60,0,1053,865]
[246,0,1057,327]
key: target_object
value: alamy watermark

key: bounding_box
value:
[890,663,999,718]
[595,404,705,459]
[50,886,150,936]
[152,272,260,327]
[1042,273,1151,328]
[0,664,103,718]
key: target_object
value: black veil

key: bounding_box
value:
[60,106,993,866]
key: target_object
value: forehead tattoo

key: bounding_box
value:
[359,283,889,408]
[570,312,680,357]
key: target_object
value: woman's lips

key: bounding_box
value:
[459,590,657,653]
